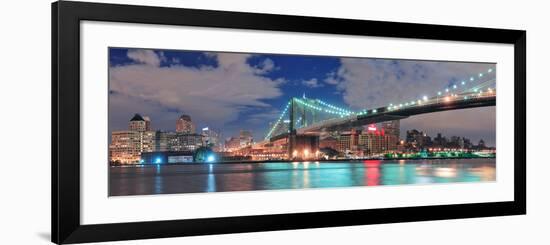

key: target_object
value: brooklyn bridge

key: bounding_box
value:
[258,69,496,159]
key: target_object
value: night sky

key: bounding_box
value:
[108,48,496,146]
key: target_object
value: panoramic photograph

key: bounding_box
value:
[108,47,496,196]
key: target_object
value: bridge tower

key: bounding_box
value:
[288,98,296,159]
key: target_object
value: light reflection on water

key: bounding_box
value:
[109,158,496,196]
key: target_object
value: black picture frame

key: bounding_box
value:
[52,1,526,244]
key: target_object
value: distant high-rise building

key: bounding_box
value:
[381,120,400,138]
[458,137,465,149]
[433,133,447,147]
[406,129,429,148]
[381,120,400,151]
[154,130,169,152]
[478,139,486,149]
[239,130,254,147]
[449,136,463,148]
[463,137,472,149]
[202,127,221,151]
[176,114,195,134]
[225,137,241,150]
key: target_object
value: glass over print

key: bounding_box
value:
[108,47,497,196]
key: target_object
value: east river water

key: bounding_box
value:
[109,158,495,196]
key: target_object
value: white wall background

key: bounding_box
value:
[0,0,546,244]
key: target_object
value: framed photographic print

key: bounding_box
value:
[52,1,526,244]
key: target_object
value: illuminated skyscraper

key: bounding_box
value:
[355,124,398,155]
[109,114,155,164]
[381,120,400,152]
[128,113,149,131]
[381,120,400,139]
[176,114,195,134]
[202,127,221,150]
[338,129,359,153]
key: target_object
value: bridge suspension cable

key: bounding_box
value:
[381,68,495,112]
[264,101,291,140]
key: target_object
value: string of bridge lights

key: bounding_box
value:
[265,68,495,139]
[384,68,495,112]
[314,99,354,115]
[264,101,291,140]
[295,98,354,116]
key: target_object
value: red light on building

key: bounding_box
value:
[367,124,377,131]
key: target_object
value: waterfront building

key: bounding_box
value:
[157,131,204,152]
[358,124,398,156]
[109,131,141,164]
[140,151,195,164]
[176,114,195,134]
[128,113,150,131]
[109,114,155,164]
[337,129,360,154]
[319,136,338,150]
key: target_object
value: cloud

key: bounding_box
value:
[254,58,277,74]
[245,108,282,125]
[323,72,340,85]
[327,59,495,110]
[302,78,323,88]
[109,51,285,131]
[171,57,180,64]
[127,49,162,66]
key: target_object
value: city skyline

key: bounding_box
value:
[112,112,494,148]
[109,47,496,146]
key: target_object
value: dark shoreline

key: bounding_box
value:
[109,156,496,167]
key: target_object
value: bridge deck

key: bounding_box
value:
[269,94,496,138]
